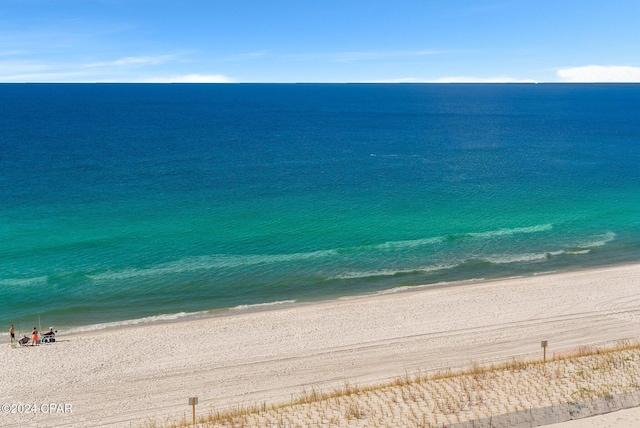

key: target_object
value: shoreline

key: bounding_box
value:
[3,262,640,427]
[3,260,634,339]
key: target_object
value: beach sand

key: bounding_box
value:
[2,264,640,427]
[552,406,640,428]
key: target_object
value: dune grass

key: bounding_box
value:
[140,340,640,427]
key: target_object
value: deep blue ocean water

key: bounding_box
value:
[1,83,640,333]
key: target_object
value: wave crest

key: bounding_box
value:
[65,311,194,334]
[87,225,611,284]
[332,264,459,280]
[575,231,616,248]
[0,277,48,287]
[352,223,553,253]
[231,300,296,311]
[89,250,338,281]
[465,224,553,239]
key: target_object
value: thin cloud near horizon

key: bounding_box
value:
[360,65,640,84]
[556,65,640,83]
[140,74,236,83]
[2,57,640,83]
[109,64,640,84]
[83,55,179,69]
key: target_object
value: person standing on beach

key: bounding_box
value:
[9,324,15,343]
[31,327,38,346]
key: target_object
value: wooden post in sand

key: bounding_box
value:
[189,397,198,426]
[541,340,548,363]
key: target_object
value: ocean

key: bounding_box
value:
[1,83,639,333]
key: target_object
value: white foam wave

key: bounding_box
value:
[482,253,550,264]
[483,247,592,265]
[566,249,591,255]
[482,231,611,265]
[65,311,195,334]
[468,224,553,239]
[332,264,458,280]
[575,231,616,248]
[89,250,338,281]
[359,224,552,253]
[231,300,296,311]
[373,237,445,250]
[357,278,487,298]
[38,302,298,335]
[533,270,558,276]
[85,225,606,283]
[0,277,48,287]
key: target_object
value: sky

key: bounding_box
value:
[1,0,640,83]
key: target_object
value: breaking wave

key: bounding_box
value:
[65,311,195,334]
[331,264,459,280]
[231,300,297,311]
[89,250,339,281]
[0,277,48,287]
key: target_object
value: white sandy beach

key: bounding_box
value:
[3,264,640,427]
[552,406,640,428]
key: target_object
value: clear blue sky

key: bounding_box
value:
[2,0,639,83]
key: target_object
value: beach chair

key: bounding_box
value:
[41,327,57,344]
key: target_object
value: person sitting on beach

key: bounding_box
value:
[31,327,38,346]
[18,335,29,346]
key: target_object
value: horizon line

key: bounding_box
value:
[3,81,640,85]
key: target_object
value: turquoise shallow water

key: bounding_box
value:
[1,84,639,332]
